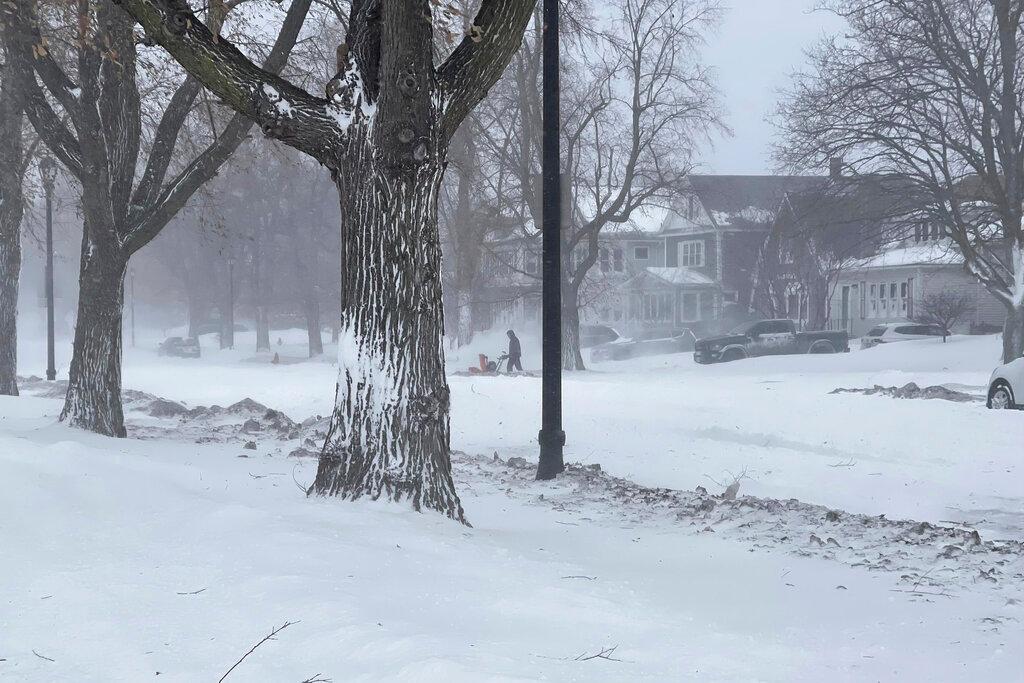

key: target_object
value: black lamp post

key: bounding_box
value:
[536,0,565,480]
[39,156,57,382]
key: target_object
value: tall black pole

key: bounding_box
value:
[536,0,565,480]
[43,174,56,382]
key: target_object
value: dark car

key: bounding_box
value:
[580,325,620,348]
[158,336,201,358]
[694,319,849,364]
[591,329,697,362]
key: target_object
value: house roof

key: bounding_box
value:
[643,266,717,286]
[686,174,827,228]
[847,243,963,270]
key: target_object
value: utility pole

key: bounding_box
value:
[536,0,565,480]
[40,156,57,381]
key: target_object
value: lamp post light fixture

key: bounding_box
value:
[536,0,566,481]
[39,156,57,382]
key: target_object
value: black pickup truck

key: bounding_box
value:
[693,319,849,364]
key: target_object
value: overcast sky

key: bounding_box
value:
[699,0,845,174]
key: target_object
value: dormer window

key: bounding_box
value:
[687,196,698,220]
[915,221,947,242]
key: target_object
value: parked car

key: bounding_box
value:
[158,336,201,358]
[591,329,696,362]
[694,319,849,364]
[860,322,949,349]
[580,325,620,348]
[987,357,1024,410]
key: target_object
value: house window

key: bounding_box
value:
[633,246,650,260]
[599,248,610,273]
[679,240,705,267]
[723,291,737,303]
[687,196,698,220]
[900,282,908,314]
[870,284,878,318]
[681,292,701,321]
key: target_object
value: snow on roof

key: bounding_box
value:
[643,266,717,286]
[627,206,670,233]
[848,243,963,270]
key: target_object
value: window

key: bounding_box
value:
[687,196,698,220]
[867,326,887,337]
[723,291,738,303]
[633,246,650,260]
[679,240,705,267]
[599,248,610,273]
[613,248,624,272]
[900,282,908,314]
[870,284,878,317]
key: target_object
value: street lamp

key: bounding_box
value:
[536,0,565,480]
[39,156,57,382]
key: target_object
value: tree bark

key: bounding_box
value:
[562,283,585,371]
[0,216,19,396]
[0,52,25,396]
[310,132,464,522]
[1004,302,1024,363]
[304,297,323,357]
[60,229,127,437]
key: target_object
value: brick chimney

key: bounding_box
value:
[829,157,843,180]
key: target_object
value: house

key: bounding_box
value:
[471,174,831,338]
[586,174,827,336]
[758,170,1006,337]
[830,237,1006,338]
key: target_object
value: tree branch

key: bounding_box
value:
[437,0,537,142]
[114,0,352,164]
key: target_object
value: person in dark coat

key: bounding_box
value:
[506,330,523,372]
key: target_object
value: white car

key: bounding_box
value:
[860,322,948,349]
[988,357,1024,410]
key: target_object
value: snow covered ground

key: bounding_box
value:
[2,329,1022,681]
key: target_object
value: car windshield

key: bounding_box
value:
[867,326,887,336]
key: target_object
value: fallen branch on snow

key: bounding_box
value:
[219,620,297,682]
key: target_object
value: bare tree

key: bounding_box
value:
[0,0,310,435]
[914,291,974,342]
[117,0,536,520]
[489,0,721,369]
[776,0,1024,361]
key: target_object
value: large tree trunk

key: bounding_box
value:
[0,200,21,397]
[60,231,127,437]
[562,282,585,371]
[1004,302,1024,363]
[0,59,24,397]
[310,135,464,522]
[304,296,323,357]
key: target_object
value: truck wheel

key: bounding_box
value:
[809,340,836,354]
[720,348,745,362]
